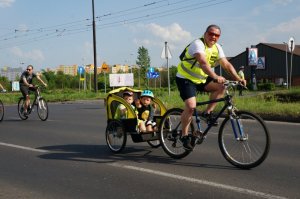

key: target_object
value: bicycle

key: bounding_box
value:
[159,81,270,169]
[0,99,3,122]
[18,85,49,121]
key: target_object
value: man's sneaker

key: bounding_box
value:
[180,136,193,151]
[23,111,28,117]
[27,105,32,112]
[201,112,219,126]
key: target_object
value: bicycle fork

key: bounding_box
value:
[37,97,46,110]
[230,115,248,141]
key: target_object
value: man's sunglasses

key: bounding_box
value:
[207,32,220,38]
[26,69,32,71]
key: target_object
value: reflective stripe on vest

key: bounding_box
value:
[180,62,206,80]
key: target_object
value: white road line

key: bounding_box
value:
[110,163,287,199]
[0,142,49,153]
[0,142,289,199]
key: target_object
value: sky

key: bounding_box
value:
[0,0,299,71]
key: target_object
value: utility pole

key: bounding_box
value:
[92,0,98,92]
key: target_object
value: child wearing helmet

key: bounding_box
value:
[134,89,157,132]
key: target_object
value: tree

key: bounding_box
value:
[136,46,150,88]
[42,70,56,89]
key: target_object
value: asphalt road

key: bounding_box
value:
[0,101,299,199]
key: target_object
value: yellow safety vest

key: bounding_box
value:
[177,38,220,84]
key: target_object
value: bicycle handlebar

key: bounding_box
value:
[213,79,248,90]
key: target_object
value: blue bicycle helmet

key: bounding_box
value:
[141,90,154,98]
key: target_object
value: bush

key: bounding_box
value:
[257,83,275,91]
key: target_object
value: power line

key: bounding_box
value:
[0,0,233,50]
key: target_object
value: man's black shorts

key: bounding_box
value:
[176,76,213,101]
[20,84,36,97]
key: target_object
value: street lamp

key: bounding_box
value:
[283,42,288,89]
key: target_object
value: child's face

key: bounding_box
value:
[124,95,133,104]
[140,96,152,106]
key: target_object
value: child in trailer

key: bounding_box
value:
[114,91,136,119]
[134,90,157,133]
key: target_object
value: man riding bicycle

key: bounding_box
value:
[19,65,47,116]
[176,24,246,150]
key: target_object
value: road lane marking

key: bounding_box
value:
[0,142,49,153]
[110,162,287,199]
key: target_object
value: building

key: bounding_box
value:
[56,65,78,76]
[217,43,300,86]
[0,67,23,81]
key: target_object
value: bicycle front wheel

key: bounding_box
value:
[218,111,270,169]
[17,98,28,120]
[37,97,48,121]
[0,100,4,122]
[159,108,194,159]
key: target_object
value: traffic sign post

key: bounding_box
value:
[77,66,85,92]
[161,41,172,96]
[288,37,295,88]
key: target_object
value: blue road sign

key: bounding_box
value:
[78,66,85,74]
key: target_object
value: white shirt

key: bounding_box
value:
[188,39,225,59]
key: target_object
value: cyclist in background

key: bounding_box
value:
[237,66,246,96]
[19,65,47,116]
[176,24,246,150]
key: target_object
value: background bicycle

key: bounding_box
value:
[18,85,48,121]
[159,81,270,169]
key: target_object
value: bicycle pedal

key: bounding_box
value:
[193,130,203,137]
[196,138,204,145]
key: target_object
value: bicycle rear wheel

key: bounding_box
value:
[0,100,4,122]
[37,97,48,121]
[106,120,127,153]
[218,111,270,169]
[147,140,161,148]
[17,98,28,120]
[159,108,194,159]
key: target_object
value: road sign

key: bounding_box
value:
[78,66,84,74]
[257,57,265,70]
[161,45,172,59]
[288,37,295,52]
[102,62,108,70]
[109,73,134,87]
[248,48,258,66]
[147,71,159,79]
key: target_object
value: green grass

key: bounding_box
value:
[1,87,300,120]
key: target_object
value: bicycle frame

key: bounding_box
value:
[193,84,245,141]
[160,81,270,168]
[26,88,40,114]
